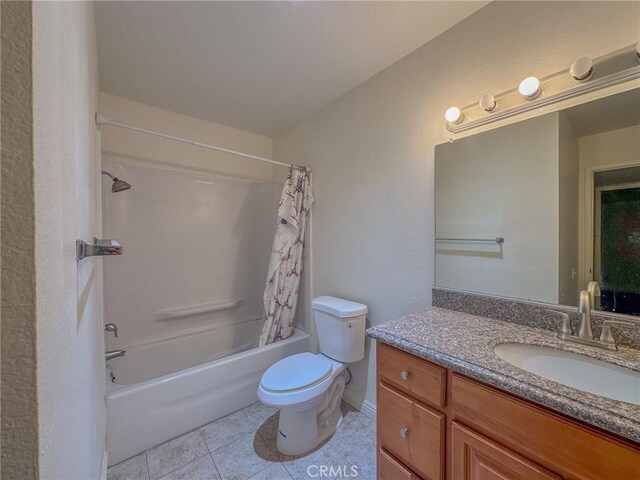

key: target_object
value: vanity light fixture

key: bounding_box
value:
[518,76,541,100]
[444,106,463,125]
[444,43,640,133]
[570,57,594,81]
[479,94,497,112]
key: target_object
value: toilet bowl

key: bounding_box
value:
[257,296,367,456]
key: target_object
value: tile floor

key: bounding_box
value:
[108,401,376,480]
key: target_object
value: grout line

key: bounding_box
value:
[199,429,214,455]
[208,452,224,480]
[144,452,151,480]
[155,453,210,480]
[245,464,272,480]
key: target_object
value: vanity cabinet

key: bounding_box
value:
[376,343,640,480]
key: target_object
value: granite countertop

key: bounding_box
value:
[366,306,640,444]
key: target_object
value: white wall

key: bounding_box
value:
[102,160,276,348]
[32,2,106,478]
[578,124,640,287]
[99,93,274,182]
[435,114,560,304]
[98,95,295,349]
[273,1,640,409]
[558,112,580,305]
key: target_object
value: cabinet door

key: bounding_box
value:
[452,423,562,480]
[379,448,421,480]
[378,382,444,480]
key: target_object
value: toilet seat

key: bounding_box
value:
[258,353,345,409]
[261,352,333,392]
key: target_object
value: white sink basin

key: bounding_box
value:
[494,343,640,405]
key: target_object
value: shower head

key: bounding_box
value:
[102,171,131,193]
[111,178,131,192]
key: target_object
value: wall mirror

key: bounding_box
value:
[435,87,640,316]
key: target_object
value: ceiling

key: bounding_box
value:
[95,1,487,136]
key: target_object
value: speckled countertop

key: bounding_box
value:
[367,306,640,444]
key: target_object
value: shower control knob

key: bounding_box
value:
[399,427,409,439]
[400,370,410,380]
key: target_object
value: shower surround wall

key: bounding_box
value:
[99,93,284,349]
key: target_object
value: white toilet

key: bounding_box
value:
[257,296,367,456]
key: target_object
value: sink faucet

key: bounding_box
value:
[577,290,593,339]
[555,290,635,351]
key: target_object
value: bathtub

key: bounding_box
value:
[106,324,310,466]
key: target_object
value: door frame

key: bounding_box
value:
[593,180,640,284]
[585,160,640,288]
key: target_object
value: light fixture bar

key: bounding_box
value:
[446,44,640,134]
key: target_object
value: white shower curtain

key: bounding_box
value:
[259,167,313,346]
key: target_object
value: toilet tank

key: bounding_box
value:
[312,296,367,363]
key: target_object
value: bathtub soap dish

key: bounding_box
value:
[76,238,123,261]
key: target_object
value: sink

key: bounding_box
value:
[494,343,640,405]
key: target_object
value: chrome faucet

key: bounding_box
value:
[555,290,635,351]
[105,350,125,361]
[577,290,593,339]
[105,323,118,337]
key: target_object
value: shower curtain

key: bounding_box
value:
[259,167,313,346]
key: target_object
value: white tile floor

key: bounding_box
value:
[108,402,376,480]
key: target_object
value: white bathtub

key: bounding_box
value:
[106,325,310,466]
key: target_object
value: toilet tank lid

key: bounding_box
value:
[312,296,367,317]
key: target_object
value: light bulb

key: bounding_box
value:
[479,94,496,112]
[570,57,593,81]
[518,76,541,100]
[445,106,463,125]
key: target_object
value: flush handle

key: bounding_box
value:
[400,370,410,381]
[399,427,409,439]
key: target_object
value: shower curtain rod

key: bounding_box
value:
[95,113,310,172]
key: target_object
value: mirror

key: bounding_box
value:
[435,88,640,316]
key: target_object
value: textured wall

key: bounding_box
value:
[32,2,106,478]
[273,1,640,409]
[1,2,39,478]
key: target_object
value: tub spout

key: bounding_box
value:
[106,349,125,361]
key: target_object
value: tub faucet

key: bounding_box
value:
[105,323,118,337]
[106,350,125,361]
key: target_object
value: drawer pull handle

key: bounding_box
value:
[399,427,409,438]
[400,370,410,380]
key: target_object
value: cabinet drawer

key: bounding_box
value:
[452,422,561,480]
[379,448,421,480]
[452,374,640,480]
[378,343,446,408]
[378,382,444,480]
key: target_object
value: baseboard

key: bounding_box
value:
[100,451,109,480]
[342,388,376,421]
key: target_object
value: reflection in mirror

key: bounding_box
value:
[435,88,640,316]
[593,166,640,315]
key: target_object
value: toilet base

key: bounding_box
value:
[275,373,346,456]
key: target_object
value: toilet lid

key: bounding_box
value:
[261,353,333,392]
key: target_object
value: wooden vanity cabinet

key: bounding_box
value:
[376,343,640,480]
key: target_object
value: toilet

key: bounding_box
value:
[257,295,367,456]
